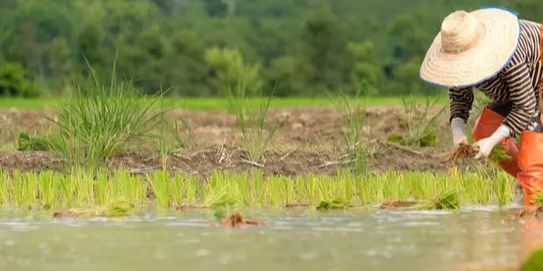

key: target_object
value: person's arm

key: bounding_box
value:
[449,86,474,145]
[474,62,536,159]
[502,62,537,136]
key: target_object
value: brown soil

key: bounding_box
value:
[0,106,451,176]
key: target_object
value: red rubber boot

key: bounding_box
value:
[518,131,543,206]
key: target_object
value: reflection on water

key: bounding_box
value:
[0,209,533,271]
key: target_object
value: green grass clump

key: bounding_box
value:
[391,96,444,147]
[226,83,286,161]
[17,133,59,151]
[51,65,162,168]
[331,92,369,174]
[387,132,438,147]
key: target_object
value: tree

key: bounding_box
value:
[49,37,72,80]
[348,41,380,96]
[205,47,262,95]
[297,7,352,94]
[0,62,37,97]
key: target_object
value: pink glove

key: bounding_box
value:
[473,125,510,159]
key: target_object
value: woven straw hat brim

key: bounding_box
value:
[420,8,520,88]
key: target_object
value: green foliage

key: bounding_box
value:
[214,206,229,220]
[17,132,59,151]
[205,47,262,96]
[226,78,286,161]
[316,199,349,211]
[0,62,37,97]
[348,41,379,96]
[51,65,163,168]
[331,92,369,174]
[2,0,530,97]
[387,131,438,147]
[523,249,543,271]
[0,168,517,210]
[433,190,459,210]
[391,96,445,147]
[103,199,133,217]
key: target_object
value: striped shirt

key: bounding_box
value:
[449,20,543,136]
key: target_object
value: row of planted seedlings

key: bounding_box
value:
[0,168,517,215]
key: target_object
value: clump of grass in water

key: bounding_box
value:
[51,64,163,168]
[432,190,459,209]
[316,199,349,211]
[330,91,369,174]
[226,83,287,162]
[54,199,133,218]
[387,96,445,147]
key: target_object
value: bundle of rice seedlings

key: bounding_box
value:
[316,199,349,211]
[450,142,511,164]
[53,199,133,218]
[488,143,511,163]
[433,190,459,209]
[450,143,478,162]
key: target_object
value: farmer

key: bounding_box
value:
[420,7,543,206]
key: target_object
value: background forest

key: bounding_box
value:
[0,0,541,97]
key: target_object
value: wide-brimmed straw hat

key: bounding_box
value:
[420,7,520,88]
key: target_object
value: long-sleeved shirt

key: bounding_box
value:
[449,20,543,136]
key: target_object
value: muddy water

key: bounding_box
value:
[0,209,531,271]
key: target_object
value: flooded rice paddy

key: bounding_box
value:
[0,208,533,271]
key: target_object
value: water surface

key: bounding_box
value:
[0,209,530,271]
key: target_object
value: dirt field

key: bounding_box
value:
[0,106,453,176]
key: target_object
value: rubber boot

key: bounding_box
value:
[518,131,543,206]
[472,107,521,177]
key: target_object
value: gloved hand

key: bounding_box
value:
[450,118,467,146]
[473,125,511,159]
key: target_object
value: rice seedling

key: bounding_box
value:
[432,190,459,209]
[38,171,59,209]
[51,64,163,168]
[149,171,171,208]
[226,83,287,161]
[0,169,518,211]
[154,95,194,169]
[56,174,75,208]
[388,96,445,147]
[181,174,201,206]
[95,170,147,206]
[12,171,38,209]
[330,91,369,174]
[202,172,244,208]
